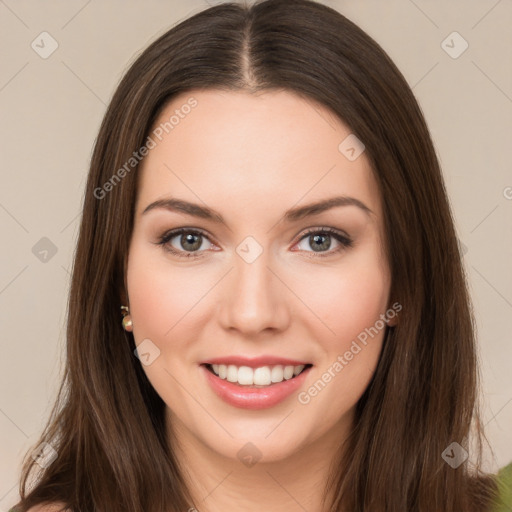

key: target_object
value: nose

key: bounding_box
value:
[217,248,290,336]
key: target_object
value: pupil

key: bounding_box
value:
[311,234,330,251]
[182,233,201,251]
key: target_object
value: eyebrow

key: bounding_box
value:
[141,195,374,223]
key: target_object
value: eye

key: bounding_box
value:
[293,227,353,257]
[156,228,215,258]
[155,226,353,259]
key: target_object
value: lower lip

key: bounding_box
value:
[200,364,312,410]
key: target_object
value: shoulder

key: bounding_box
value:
[490,461,512,512]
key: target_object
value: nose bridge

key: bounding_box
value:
[219,243,289,334]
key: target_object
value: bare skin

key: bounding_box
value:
[124,89,396,512]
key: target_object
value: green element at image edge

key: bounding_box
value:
[493,462,512,512]
[7,463,512,512]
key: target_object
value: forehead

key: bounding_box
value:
[135,89,381,221]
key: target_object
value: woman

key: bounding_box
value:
[11,0,511,511]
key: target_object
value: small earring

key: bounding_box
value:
[120,305,133,332]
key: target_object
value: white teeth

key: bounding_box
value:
[254,366,271,385]
[271,365,283,383]
[227,365,238,383]
[238,366,254,385]
[293,364,305,376]
[283,366,294,380]
[210,364,307,386]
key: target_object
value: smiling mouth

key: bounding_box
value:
[203,363,313,388]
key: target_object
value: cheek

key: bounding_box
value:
[303,256,390,409]
[125,244,205,406]
[293,248,390,408]
[126,242,208,340]
[126,258,172,340]
[335,270,388,340]
[294,255,390,346]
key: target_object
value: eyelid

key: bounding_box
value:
[156,226,353,258]
[155,227,217,258]
[292,226,353,257]
[294,226,351,243]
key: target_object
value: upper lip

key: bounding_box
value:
[201,355,312,368]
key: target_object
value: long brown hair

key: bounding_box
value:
[13,0,499,510]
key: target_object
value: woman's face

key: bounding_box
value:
[126,89,395,463]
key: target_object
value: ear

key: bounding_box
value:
[387,314,398,327]
[386,301,401,327]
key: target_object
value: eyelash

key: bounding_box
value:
[155,227,353,259]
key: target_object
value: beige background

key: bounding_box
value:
[1,0,511,508]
